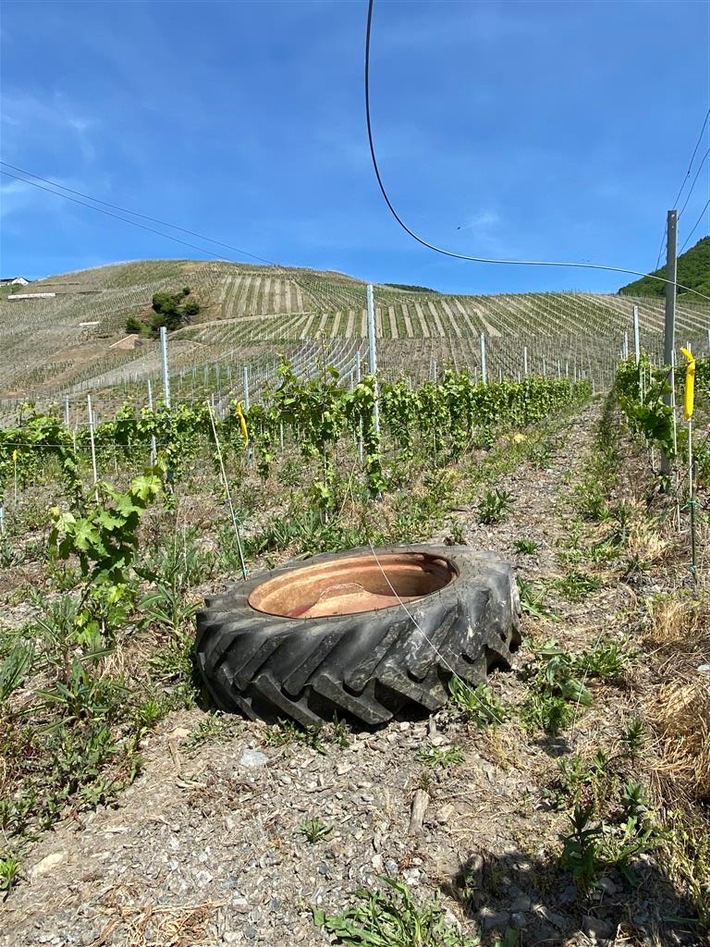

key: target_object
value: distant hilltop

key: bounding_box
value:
[618,236,709,298]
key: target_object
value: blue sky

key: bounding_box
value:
[1,0,708,294]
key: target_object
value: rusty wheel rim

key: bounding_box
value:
[248,551,458,619]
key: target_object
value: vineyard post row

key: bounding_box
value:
[0,368,591,515]
[3,301,709,428]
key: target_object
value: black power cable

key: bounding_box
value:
[363,0,710,300]
[0,166,365,321]
[677,146,710,221]
[679,199,710,255]
[671,108,710,210]
[1,160,273,267]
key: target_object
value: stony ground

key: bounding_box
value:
[1,402,704,947]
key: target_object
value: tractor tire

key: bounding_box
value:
[195,544,520,728]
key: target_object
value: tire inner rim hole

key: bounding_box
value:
[248,552,458,619]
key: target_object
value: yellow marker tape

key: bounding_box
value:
[12,449,17,463]
[681,347,695,421]
[235,401,249,448]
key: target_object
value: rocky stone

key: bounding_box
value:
[596,876,617,896]
[480,909,511,931]
[582,915,615,940]
[30,852,67,879]
[510,894,531,912]
[240,749,268,768]
[559,884,578,905]
[536,906,569,929]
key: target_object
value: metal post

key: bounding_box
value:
[633,305,640,365]
[480,333,487,384]
[623,332,629,361]
[159,326,171,408]
[661,209,678,476]
[366,284,380,436]
[87,394,99,499]
[523,346,529,376]
[243,366,250,411]
[147,380,157,466]
[64,395,70,428]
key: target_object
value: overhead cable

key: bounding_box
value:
[653,231,667,273]
[653,109,709,272]
[679,199,710,254]
[677,146,710,220]
[670,107,710,209]
[364,0,710,301]
[1,169,232,262]
[0,166,357,320]
[0,160,274,267]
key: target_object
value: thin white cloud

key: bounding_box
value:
[1,90,98,163]
[0,178,36,218]
[0,173,90,221]
[459,210,502,233]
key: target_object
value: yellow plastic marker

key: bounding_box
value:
[681,347,695,421]
[235,400,249,448]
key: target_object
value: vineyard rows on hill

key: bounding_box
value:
[2,260,709,422]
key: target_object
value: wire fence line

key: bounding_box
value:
[2,268,710,427]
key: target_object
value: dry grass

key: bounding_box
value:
[649,677,710,803]
[644,590,710,654]
[90,892,221,947]
[625,515,671,568]
[643,591,710,803]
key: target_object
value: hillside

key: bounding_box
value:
[1,258,709,421]
[619,235,710,298]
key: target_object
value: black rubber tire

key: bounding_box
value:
[195,544,521,728]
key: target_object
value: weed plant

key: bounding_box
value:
[416,742,465,769]
[514,538,538,555]
[478,488,512,525]
[298,817,333,843]
[448,677,508,727]
[517,577,556,620]
[554,569,603,602]
[519,640,592,736]
[314,877,480,947]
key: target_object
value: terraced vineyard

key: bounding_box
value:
[1,259,709,422]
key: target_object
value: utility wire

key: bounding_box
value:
[0,160,274,267]
[670,107,710,209]
[653,231,667,274]
[677,146,710,220]
[1,169,233,262]
[653,109,709,273]
[0,166,360,325]
[679,199,710,254]
[364,0,710,302]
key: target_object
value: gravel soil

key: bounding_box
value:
[1,402,703,947]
